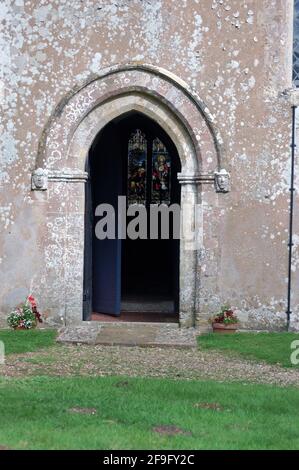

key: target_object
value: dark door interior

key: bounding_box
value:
[85,112,181,319]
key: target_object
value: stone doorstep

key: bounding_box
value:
[56,323,198,348]
[94,341,197,349]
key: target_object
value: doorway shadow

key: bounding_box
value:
[85,112,181,322]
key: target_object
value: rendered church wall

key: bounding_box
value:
[0,0,297,330]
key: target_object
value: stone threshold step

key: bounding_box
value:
[94,342,196,349]
[57,323,198,348]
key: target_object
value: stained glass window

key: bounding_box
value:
[294,0,299,86]
[127,129,147,204]
[152,138,171,204]
[127,130,172,205]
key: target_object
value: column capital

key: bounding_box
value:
[48,168,89,183]
[31,168,89,190]
[177,172,214,185]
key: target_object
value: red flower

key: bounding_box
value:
[28,295,42,322]
[28,295,37,308]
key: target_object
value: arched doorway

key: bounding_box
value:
[36,65,223,330]
[84,112,181,322]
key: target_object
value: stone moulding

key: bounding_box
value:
[34,169,221,188]
[32,169,232,191]
[37,63,225,171]
[33,169,232,192]
[177,172,215,185]
[31,168,89,189]
[35,63,225,330]
[48,169,89,183]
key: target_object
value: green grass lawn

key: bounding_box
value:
[0,375,298,450]
[0,329,57,355]
[198,332,299,368]
[1,330,299,450]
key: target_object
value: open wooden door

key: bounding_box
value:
[90,122,122,316]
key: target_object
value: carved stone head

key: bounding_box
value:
[214,169,230,193]
[31,168,48,191]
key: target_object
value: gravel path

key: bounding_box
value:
[1,344,299,387]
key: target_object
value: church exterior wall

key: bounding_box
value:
[0,0,297,331]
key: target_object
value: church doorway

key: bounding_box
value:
[84,112,181,322]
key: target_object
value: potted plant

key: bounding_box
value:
[210,305,239,334]
[7,295,43,330]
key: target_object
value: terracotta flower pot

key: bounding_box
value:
[212,322,238,334]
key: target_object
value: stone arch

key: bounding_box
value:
[36,65,223,328]
[68,92,198,175]
[37,64,223,173]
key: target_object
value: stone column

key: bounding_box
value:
[33,168,88,326]
[177,173,202,328]
[49,170,89,326]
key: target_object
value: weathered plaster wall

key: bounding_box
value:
[0,0,297,330]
